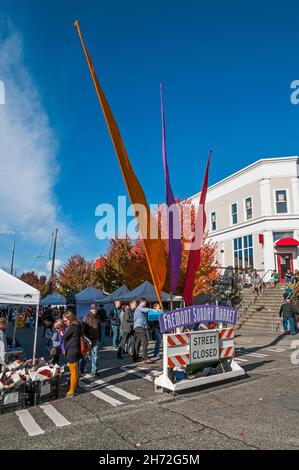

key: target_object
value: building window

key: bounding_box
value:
[210,212,216,231]
[231,203,238,225]
[234,235,253,269]
[245,197,253,220]
[273,231,293,242]
[275,190,288,214]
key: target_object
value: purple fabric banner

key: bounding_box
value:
[158,304,237,333]
[160,83,182,294]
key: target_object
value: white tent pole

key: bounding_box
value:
[12,307,17,348]
[32,299,40,363]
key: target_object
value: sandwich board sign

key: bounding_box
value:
[190,330,219,364]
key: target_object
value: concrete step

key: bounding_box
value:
[237,325,283,332]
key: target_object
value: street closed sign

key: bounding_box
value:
[190,330,219,364]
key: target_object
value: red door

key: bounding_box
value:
[276,253,294,282]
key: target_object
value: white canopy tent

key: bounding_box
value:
[75,287,106,319]
[0,268,40,362]
[40,293,66,306]
[0,268,40,305]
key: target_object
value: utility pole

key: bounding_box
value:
[10,241,15,275]
[49,228,58,294]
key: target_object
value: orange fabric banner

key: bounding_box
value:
[74,21,166,305]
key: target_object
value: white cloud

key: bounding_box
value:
[0,223,15,234]
[0,25,70,242]
[46,258,63,273]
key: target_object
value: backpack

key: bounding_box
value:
[80,334,92,358]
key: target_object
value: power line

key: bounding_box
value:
[58,229,70,261]
[27,233,53,273]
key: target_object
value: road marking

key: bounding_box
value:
[247,353,269,358]
[91,378,141,401]
[15,410,45,437]
[264,348,286,353]
[136,366,162,377]
[91,389,123,407]
[149,370,162,376]
[120,366,154,382]
[235,357,248,363]
[40,404,71,427]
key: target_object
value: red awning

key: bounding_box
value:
[275,237,299,247]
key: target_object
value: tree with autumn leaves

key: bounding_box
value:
[57,255,102,295]
[19,256,104,297]
[97,199,220,296]
[19,201,219,297]
[19,272,49,297]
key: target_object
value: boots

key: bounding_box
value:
[117,347,123,359]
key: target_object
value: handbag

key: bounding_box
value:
[80,335,92,358]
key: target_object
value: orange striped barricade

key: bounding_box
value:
[154,327,245,393]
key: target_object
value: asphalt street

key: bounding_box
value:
[1,327,299,450]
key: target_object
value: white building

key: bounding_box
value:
[190,156,299,282]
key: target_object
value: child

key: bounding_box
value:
[0,317,8,372]
[50,320,65,365]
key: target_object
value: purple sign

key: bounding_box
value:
[158,304,237,333]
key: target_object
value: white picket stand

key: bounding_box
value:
[154,327,245,393]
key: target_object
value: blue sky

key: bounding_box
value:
[0,0,298,276]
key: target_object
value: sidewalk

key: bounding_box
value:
[235,328,296,349]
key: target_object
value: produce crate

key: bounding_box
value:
[0,382,26,414]
[25,375,60,407]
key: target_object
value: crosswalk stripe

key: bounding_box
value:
[264,348,286,353]
[120,366,154,382]
[40,404,71,427]
[91,379,141,401]
[136,366,162,377]
[149,370,162,376]
[91,389,123,407]
[247,353,269,358]
[15,410,45,437]
[235,357,248,363]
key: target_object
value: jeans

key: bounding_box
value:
[133,327,148,361]
[101,322,106,345]
[111,324,120,348]
[283,316,295,335]
[118,330,134,354]
[153,327,162,357]
[80,340,100,374]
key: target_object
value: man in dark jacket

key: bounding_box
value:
[108,300,121,350]
[117,300,136,359]
[80,304,101,375]
[279,298,297,335]
[97,305,107,345]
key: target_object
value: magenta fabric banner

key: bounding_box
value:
[160,84,182,294]
[183,150,211,305]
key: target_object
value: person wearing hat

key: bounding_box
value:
[80,304,101,376]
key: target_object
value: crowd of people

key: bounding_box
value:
[109,299,162,363]
[35,298,163,397]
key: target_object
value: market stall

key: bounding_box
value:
[0,268,40,362]
[117,280,171,303]
[75,287,106,319]
[40,293,66,306]
[0,358,62,414]
[100,284,130,303]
